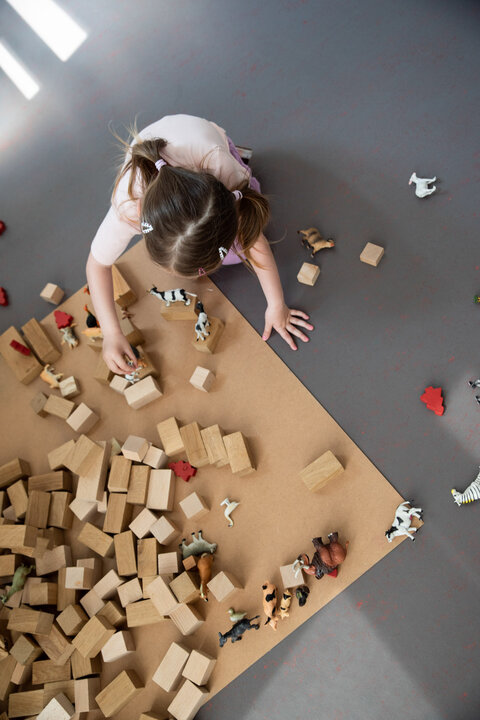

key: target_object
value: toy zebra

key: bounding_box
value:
[451,467,480,506]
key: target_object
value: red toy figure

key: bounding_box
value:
[420,386,444,416]
[168,460,197,482]
[54,310,73,329]
[0,287,8,306]
[0,221,6,235]
[10,339,31,356]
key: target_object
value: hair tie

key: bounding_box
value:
[232,190,243,201]
[155,158,167,171]
[198,268,206,276]
[141,220,153,234]
[219,247,228,260]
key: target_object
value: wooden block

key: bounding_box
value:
[143,445,167,469]
[117,577,142,607]
[35,622,74,666]
[32,658,71,685]
[0,552,19,576]
[92,569,123,600]
[139,713,168,720]
[109,374,129,393]
[74,676,101,712]
[182,555,197,571]
[0,457,31,488]
[101,629,135,662]
[93,353,114,386]
[129,507,157,538]
[69,497,96,522]
[56,567,77,613]
[47,441,76,471]
[75,557,102,584]
[21,318,60,364]
[297,261,320,285]
[78,523,114,557]
[0,654,16,702]
[125,375,163,409]
[37,693,75,720]
[40,283,64,304]
[0,326,43,384]
[35,544,72,576]
[157,294,198,321]
[158,551,179,575]
[146,469,175,511]
[223,431,255,475]
[56,604,88,636]
[19,576,40,606]
[97,600,125,627]
[42,679,75,705]
[7,480,28,519]
[137,537,158,578]
[300,450,344,492]
[201,424,229,467]
[280,562,305,588]
[0,524,37,549]
[156,416,184,456]
[31,390,48,417]
[8,688,44,717]
[119,316,144,346]
[59,376,80,398]
[29,582,58,605]
[114,530,137,576]
[10,634,42,665]
[122,435,149,462]
[152,641,190,692]
[28,471,71,493]
[25,489,50,528]
[64,567,93,590]
[70,650,101,679]
[206,571,242,602]
[44,394,75,420]
[167,679,208,720]
[360,241,384,266]
[125,599,165,627]
[64,436,101,475]
[192,316,224,354]
[103,492,132,534]
[95,669,143,717]
[148,575,179,615]
[48,492,73,529]
[169,571,200,604]
[189,366,215,392]
[179,491,208,520]
[108,455,131,492]
[182,648,216,685]
[10,661,31,685]
[141,574,159,598]
[66,403,99,433]
[179,422,209,467]
[150,515,179,545]
[72,615,115,658]
[111,264,136,306]
[126,465,150,505]
[76,440,111,502]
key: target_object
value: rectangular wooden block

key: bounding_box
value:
[117,577,143,607]
[35,544,72,575]
[157,294,198,321]
[37,692,75,720]
[31,390,48,417]
[206,571,242,602]
[129,507,157,538]
[179,422,209,467]
[68,497,96,522]
[95,669,143,717]
[59,376,80,398]
[64,567,94,590]
[0,457,31,488]
[56,567,77,613]
[223,431,255,475]
[101,630,135,662]
[7,479,28,519]
[28,471,71,493]
[125,599,165,627]
[66,403,99,433]
[192,316,224,354]
[189,366,215,392]
[32,658,71,685]
[169,571,200,604]
[75,439,111,503]
[158,551,179,575]
[29,582,58,605]
[109,374,129,393]
[156,416,184,456]
[10,634,42,665]
[360,241,384,266]
[47,441,76,471]
[0,326,43,385]
[64,436,101,476]
[10,661,31,686]
[169,603,204,636]
[119,317,144,346]
[125,375,163,409]
[42,680,75,705]
[74,676,101,712]
[98,600,126,628]
[35,622,74,666]
[48,492,74,529]
[21,317,60,364]
[8,688,44,718]
[280,562,305,588]
[94,353,114,385]
[150,515,179,545]
[92,569,123,600]
[167,679,209,720]
[71,615,115,658]
[56,604,88,636]
[70,650,101,679]
[0,523,37,549]
[300,450,344,491]
[148,575,179,615]
[78,522,114,557]
[147,469,175,511]
[25,489,51,528]
[143,444,168,469]
[108,455,132,492]
[153,641,190,692]
[182,648,216,686]
[114,530,137,576]
[0,552,19,576]
[112,264,137,307]
[43,394,75,420]
[103,492,132,534]
[179,491,208,520]
[200,424,229,467]
[137,537,158,578]
[297,261,320,285]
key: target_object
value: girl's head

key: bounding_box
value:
[113,132,270,277]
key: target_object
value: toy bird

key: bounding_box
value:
[227,607,247,623]
[220,497,240,527]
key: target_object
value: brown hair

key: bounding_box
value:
[111,126,270,276]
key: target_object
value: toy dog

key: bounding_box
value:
[262,581,278,630]
[219,616,260,646]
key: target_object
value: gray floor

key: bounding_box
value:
[1,1,480,718]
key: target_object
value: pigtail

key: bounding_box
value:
[236,187,270,266]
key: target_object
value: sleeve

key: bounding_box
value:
[201,146,250,190]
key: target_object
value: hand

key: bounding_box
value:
[102,330,138,374]
[262,303,314,350]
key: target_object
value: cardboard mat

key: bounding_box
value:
[0,241,407,718]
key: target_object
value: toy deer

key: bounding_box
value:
[408,172,436,198]
[40,364,63,388]
[298,227,335,257]
[220,497,240,527]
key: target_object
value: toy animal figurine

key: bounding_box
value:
[82,305,103,340]
[180,530,217,559]
[54,310,73,329]
[168,460,197,482]
[59,325,78,349]
[451,467,480,506]
[408,172,437,198]
[298,227,335,257]
[148,286,193,306]
[196,552,214,601]
[194,301,210,341]
[467,379,480,406]
[262,581,278,631]
[294,533,348,580]
[292,554,316,578]
[219,616,260,646]
[1,565,32,604]
[385,501,423,542]
[278,589,293,619]
[0,287,8,306]
[295,585,310,607]
[40,364,63,388]
[84,304,99,328]
[220,497,240,527]
[227,607,247,623]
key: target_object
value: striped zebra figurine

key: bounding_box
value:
[451,467,480,506]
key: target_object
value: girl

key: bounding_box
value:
[86,114,313,374]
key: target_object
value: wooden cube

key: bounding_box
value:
[63,436,101,475]
[92,569,123,600]
[74,676,101,713]
[10,661,31,686]
[152,641,190,692]
[95,669,143,717]
[108,455,131,492]
[109,374,129,393]
[29,582,58,605]
[156,416,184,456]
[59,376,80,398]
[179,422,209,467]
[201,425,229,467]
[300,450,344,492]
[79,589,105,618]
[170,571,200,604]
[44,394,75,420]
[0,552,19,576]
[101,630,135,662]
[72,615,115,658]
[182,555,197,571]
[206,571,242,602]
[167,679,209,720]
[69,497,96,522]
[31,390,49,417]
[280,562,305,588]
[40,283,64,304]
[48,492,73,529]
[56,604,88,636]
[148,575,179,615]
[223,431,255,475]
[35,623,74,666]
[25,489,51,528]
[66,403,99,433]
[98,600,126,628]
[7,479,28,519]
[192,316,224,354]
[182,649,216,685]
[94,353,114,385]
[37,693,75,720]
[122,435,149,462]
[129,507,157,538]
[77,523,113,557]
[125,376,163,409]
[143,445,168,469]
[70,650,101,680]
[169,604,204,636]
[137,537,158,578]
[189,366,215,392]
[126,464,150,504]
[297,261,320,286]
[147,468,175,511]
[64,567,94,590]
[117,578,143,607]
[125,599,165,627]
[150,515,179,545]
[10,635,42,665]
[179,491,208,520]
[360,241,384,266]
[35,544,71,576]
[158,551,179,575]
[114,530,137,576]
[103,492,132,534]
[47,440,76,471]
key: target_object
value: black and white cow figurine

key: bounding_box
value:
[148,286,191,306]
[195,301,210,341]
[385,501,423,542]
[218,616,260,646]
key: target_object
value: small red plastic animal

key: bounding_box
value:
[0,287,8,306]
[168,460,197,482]
[420,386,444,416]
[54,310,73,329]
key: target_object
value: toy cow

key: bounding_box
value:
[194,301,210,341]
[196,552,214,601]
[385,501,423,542]
[180,530,217,559]
[219,616,260,646]
[262,581,278,630]
[40,364,63,388]
[148,286,192,306]
[298,227,335,257]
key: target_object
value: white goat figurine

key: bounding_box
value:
[220,497,240,527]
[385,501,423,542]
[409,172,436,198]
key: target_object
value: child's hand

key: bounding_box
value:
[262,303,314,351]
[102,330,138,374]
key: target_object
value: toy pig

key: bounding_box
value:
[262,581,278,630]
[196,552,214,601]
